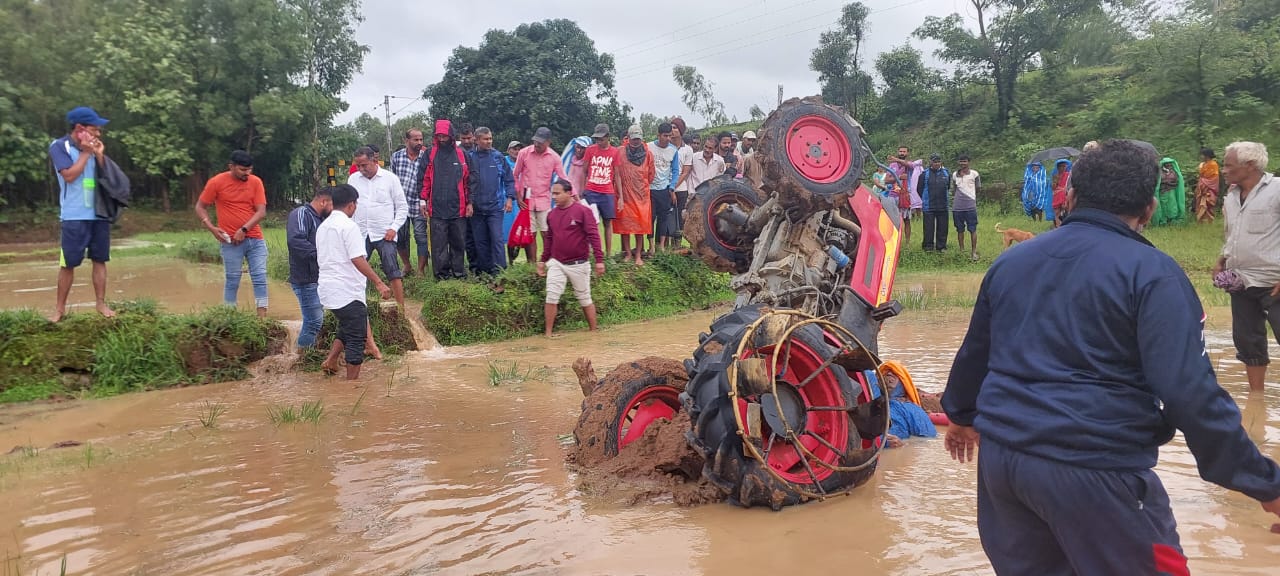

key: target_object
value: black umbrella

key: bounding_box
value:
[1029,146,1081,166]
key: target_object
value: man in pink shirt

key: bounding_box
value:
[513,126,568,256]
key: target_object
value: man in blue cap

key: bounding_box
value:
[48,106,114,322]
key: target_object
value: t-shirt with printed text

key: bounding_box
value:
[582,145,622,195]
[198,172,268,239]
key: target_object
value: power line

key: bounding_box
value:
[391,96,423,117]
[617,10,840,76]
[616,0,929,80]
[615,0,835,58]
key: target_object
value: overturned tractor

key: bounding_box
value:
[573,97,910,510]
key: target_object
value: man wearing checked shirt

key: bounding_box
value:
[390,128,430,277]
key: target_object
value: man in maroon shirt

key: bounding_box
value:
[537,181,606,337]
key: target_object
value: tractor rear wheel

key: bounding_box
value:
[681,305,880,509]
[758,96,866,213]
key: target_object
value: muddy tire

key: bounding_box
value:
[681,305,878,510]
[573,357,689,466]
[683,176,762,274]
[758,96,866,212]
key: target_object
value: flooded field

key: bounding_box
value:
[0,256,300,320]
[0,266,1277,574]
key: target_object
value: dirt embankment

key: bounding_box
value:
[568,356,726,507]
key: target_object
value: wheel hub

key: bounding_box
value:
[784,116,853,184]
[761,382,807,436]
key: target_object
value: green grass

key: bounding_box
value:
[412,252,733,346]
[198,400,228,428]
[350,387,369,416]
[0,301,286,404]
[268,400,325,425]
[486,360,551,387]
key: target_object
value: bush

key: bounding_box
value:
[412,253,733,346]
[0,301,287,403]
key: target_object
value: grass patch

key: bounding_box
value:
[486,360,551,387]
[268,400,325,425]
[0,301,286,403]
[198,400,228,428]
[350,387,369,416]
[413,252,733,346]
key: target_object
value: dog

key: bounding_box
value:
[994,222,1036,249]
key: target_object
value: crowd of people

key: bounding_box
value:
[873,147,983,260]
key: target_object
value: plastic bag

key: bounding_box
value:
[509,208,534,248]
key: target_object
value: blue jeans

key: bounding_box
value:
[471,210,507,274]
[290,282,323,348]
[220,238,269,309]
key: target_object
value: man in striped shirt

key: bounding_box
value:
[389,129,430,276]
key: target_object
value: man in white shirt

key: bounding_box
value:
[1215,141,1280,391]
[647,122,680,253]
[951,154,981,261]
[676,136,727,193]
[317,184,391,380]
[348,146,408,309]
[671,123,695,246]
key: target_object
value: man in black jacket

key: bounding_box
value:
[285,187,334,350]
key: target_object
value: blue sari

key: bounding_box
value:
[1021,162,1052,219]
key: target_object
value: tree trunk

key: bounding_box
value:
[160,178,171,213]
[993,62,1012,129]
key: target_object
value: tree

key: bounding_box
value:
[671,65,728,126]
[872,45,941,129]
[426,19,629,148]
[749,105,766,121]
[808,2,873,116]
[638,113,661,137]
[915,0,1107,129]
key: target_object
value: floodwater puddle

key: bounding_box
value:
[1,278,1278,574]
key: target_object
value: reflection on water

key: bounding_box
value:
[0,256,300,320]
[1,305,1279,574]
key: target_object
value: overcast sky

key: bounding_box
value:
[337,0,961,128]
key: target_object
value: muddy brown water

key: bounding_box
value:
[2,285,1279,573]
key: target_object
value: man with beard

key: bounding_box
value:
[390,128,429,276]
[718,131,740,178]
[616,124,655,265]
[196,150,269,318]
[419,120,479,280]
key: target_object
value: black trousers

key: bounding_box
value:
[430,217,467,279]
[922,210,949,251]
[1230,286,1280,365]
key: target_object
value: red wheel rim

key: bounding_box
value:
[785,115,852,184]
[703,193,756,251]
[618,386,682,450]
[737,339,850,484]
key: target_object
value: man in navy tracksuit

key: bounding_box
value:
[467,127,515,276]
[943,139,1280,575]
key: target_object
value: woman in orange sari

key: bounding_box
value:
[1194,147,1219,223]
[615,125,655,265]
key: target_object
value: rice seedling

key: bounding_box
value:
[198,400,227,429]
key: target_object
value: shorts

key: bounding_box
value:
[365,239,404,280]
[330,300,367,366]
[531,209,550,233]
[583,191,617,220]
[60,219,111,268]
[545,259,593,306]
[953,210,978,233]
[1230,287,1280,366]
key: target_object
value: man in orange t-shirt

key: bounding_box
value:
[195,150,270,318]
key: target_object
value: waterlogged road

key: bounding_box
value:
[1,304,1278,574]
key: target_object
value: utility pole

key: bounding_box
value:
[383,94,393,162]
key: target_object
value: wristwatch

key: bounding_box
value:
[239,226,248,234]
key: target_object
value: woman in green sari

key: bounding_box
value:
[1153,157,1187,225]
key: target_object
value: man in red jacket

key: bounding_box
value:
[419,120,478,280]
[537,181,605,337]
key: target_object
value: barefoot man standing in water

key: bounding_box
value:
[49,106,115,321]
[316,184,391,380]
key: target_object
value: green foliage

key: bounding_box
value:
[672,65,730,126]
[426,19,631,148]
[198,400,228,428]
[268,400,324,425]
[0,301,285,403]
[179,238,223,264]
[809,3,873,117]
[413,253,732,346]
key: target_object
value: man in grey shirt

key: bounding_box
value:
[1215,141,1280,391]
[952,154,981,261]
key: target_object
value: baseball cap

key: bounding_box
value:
[507,140,522,150]
[627,125,644,140]
[532,126,551,143]
[591,123,609,138]
[66,106,109,127]
[742,131,757,140]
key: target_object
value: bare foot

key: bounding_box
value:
[49,307,66,323]
[96,303,116,318]
[634,256,644,267]
[545,333,563,339]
